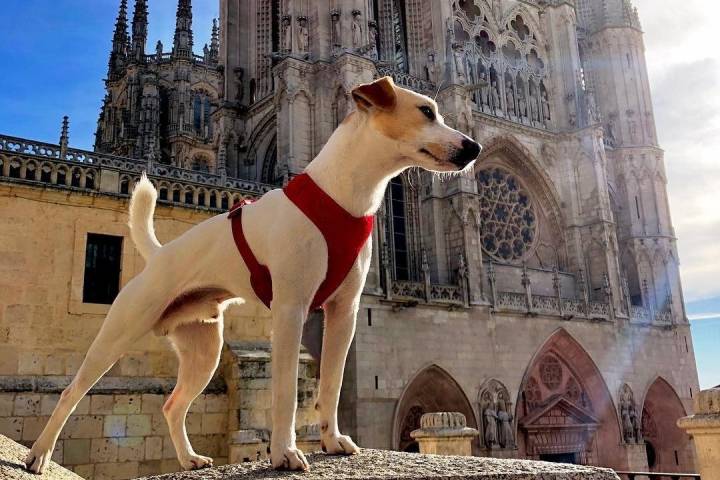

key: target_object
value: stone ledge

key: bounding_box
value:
[138,449,619,480]
[0,434,82,480]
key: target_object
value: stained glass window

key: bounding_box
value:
[477,167,536,262]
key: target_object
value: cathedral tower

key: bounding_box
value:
[578,0,683,321]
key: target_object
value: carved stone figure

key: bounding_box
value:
[351,10,363,49]
[622,405,635,443]
[586,90,600,124]
[505,82,516,116]
[427,52,438,84]
[480,71,490,107]
[529,92,539,122]
[330,9,341,49]
[453,45,466,82]
[497,404,515,449]
[491,79,501,113]
[517,88,527,118]
[630,405,642,442]
[541,89,551,121]
[483,406,498,448]
[297,16,309,53]
[155,40,163,62]
[281,15,292,53]
[368,20,378,60]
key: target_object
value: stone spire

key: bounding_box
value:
[131,0,149,62]
[172,0,194,60]
[108,0,129,77]
[209,18,220,63]
[59,116,69,159]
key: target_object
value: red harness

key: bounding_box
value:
[228,173,374,311]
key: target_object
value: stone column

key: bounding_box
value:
[411,412,479,456]
[678,387,720,480]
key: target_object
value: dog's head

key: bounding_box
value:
[351,76,481,173]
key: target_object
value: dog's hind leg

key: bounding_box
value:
[25,275,170,474]
[164,320,223,470]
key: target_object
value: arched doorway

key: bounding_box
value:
[641,377,694,473]
[516,329,623,468]
[393,365,477,452]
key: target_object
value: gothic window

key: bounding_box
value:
[458,0,481,21]
[191,155,210,173]
[388,176,410,281]
[193,92,213,139]
[475,31,496,56]
[510,15,530,41]
[391,0,409,72]
[477,168,537,262]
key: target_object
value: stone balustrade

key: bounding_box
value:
[678,387,720,480]
[410,412,479,456]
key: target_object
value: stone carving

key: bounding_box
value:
[619,384,642,444]
[453,44,466,82]
[505,78,516,116]
[427,52,438,84]
[479,380,515,450]
[368,20,378,60]
[330,9,341,49]
[539,355,563,390]
[541,88,551,122]
[352,10,363,49]
[297,16,309,53]
[281,15,292,53]
[490,78,501,113]
[585,89,600,124]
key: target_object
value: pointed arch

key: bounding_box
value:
[640,376,693,472]
[516,328,623,467]
[393,364,477,452]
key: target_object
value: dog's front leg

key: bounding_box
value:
[270,301,310,471]
[316,298,361,455]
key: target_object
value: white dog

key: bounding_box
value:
[25,77,480,473]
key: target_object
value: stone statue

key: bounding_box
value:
[352,10,363,49]
[586,90,600,124]
[483,406,498,448]
[491,79,501,113]
[517,88,527,118]
[529,92,539,122]
[621,404,635,443]
[453,45,466,82]
[497,404,515,449]
[368,20,378,60]
[505,82,516,116]
[605,118,617,146]
[297,16,309,53]
[541,89,551,122]
[630,404,642,442]
[480,71,490,107]
[155,40,163,63]
[281,15,292,53]
[330,9,341,49]
[427,52,438,84]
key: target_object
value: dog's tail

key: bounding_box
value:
[129,173,162,260]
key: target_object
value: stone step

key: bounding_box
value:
[137,449,620,480]
[0,434,82,480]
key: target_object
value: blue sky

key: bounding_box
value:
[0,1,718,388]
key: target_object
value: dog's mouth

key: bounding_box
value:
[419,148,444,164]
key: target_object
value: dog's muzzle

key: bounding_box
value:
[451,138,482,168]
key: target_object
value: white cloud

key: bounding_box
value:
[634,0,720,302]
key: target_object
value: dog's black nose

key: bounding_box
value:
[452,138,482,167]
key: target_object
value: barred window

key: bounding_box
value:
[477,167,536,262]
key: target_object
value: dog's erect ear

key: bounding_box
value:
[351,76,397,112]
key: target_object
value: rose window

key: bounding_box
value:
[477,168,537,261]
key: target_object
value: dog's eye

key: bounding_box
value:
[418,106,435,121]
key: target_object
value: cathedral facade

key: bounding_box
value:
[0,0,700,477]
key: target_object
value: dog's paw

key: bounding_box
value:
[271,446,310,471]
[179,453,214,471]
[24,443,53,474]
[321,434,360,456]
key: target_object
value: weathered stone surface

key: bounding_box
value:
[0,434,82,480]
[138,449,619,480]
